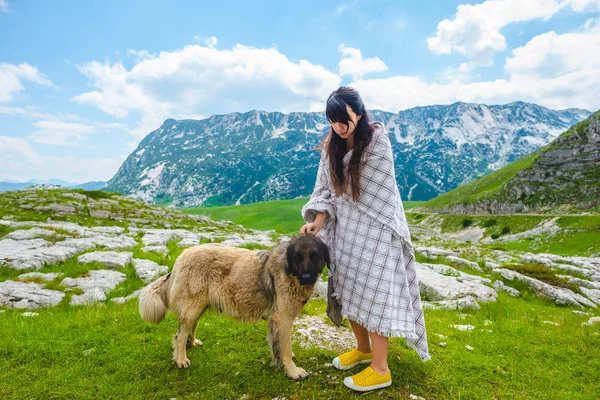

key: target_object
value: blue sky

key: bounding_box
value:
[1,0,599,183]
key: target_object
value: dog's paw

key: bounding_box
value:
[187,339,203,349]
[286,366,309,380]
[175,357,191,368]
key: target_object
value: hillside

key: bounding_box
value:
[105,102,590,207]
[417,111,600,214]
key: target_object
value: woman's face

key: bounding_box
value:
[330,104,361,140]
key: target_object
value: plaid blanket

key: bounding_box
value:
[302,127,430,362]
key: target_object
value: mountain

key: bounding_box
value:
[416,111,600,214]
[0,182,31,192]
[27,179,80,186]
[0,180,106,193]
[70,181,107,191]
[105,102,591,207]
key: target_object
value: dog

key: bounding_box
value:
[138,234,330,380]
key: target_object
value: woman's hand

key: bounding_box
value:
[300,212,326,236]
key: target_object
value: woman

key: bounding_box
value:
[301,86,430,392]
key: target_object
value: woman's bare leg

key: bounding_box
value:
[349,319,371,353]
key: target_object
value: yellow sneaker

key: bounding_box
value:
[332,348,372,370]
[343,366,392,392]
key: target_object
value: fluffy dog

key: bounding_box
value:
[139,234,330,380]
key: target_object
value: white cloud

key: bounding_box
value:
[566,0,600,11]
[204,36,218,48]
[128,49,156,62]
[427,0,599,65]
[0,63,55,102]
[335,2,355,15]
[29,121,95,146]
[337,44,388,79]
[354,19,600,112]
[0,105,55,120]
[0,136,39,166]
[0,135,127,182]
[0,0,9,12]
[27,120,129,146]
[73,43,340,137]
[505,23,600,80]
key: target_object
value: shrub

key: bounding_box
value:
[483,219,497,227]
[462,218,473,228]
[502,226,511,235]
[491,233,500,239]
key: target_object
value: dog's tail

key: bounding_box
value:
[139,271,172,324]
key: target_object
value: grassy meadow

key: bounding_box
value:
[1,194,599,399]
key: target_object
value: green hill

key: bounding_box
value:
[417,111,600,214]
[185,198,422,233]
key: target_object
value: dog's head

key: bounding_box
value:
[285,234,330,286]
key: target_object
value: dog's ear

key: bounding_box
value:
[314,237,331,271]
[284,239,298,276]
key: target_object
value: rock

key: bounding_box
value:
[311,279,327,299]
[439,342,447,347]
[177,238,199,247]
[110,289,141,304]
[542,320,560,326]
[582,317,600,326]
[141,229,182,246]
[490,250,516,263]
[580,287,600,305]
[410,395,426,400]
[63,193,88,201]
[22,312,39,317]
[0,280,65,309]
[562,276,600,290]
[133,259,169,283]
[0,238,53,270]
[484,260,502,270]
[90,210,111,219]
[419,263,491,284]
[446,256,484,272]
[497,268,596,308]
[88,235,138,251]
[293,315,355,352]
[416,263,497,303]
[78,251,133,269]
[572,310,592,316]
[0,237,100,270]
[5,228,58,240]
[87,226,125,235]
[493,280,521,297]
[141,245,169,255]
[70,287,107,306]
[465,345,474,351]
[49,203,77,215]
[484,320,493,326]
[451,324,475,331]
[450,227,485,243]
[18,272,62,282]
[61,270,126,295]
[83,348,95,355]
[520,253,600,281]
[414,245,458,259]
[423,296,480,310]
[436,334,447,339]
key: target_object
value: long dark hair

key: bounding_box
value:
[324,86,381,201]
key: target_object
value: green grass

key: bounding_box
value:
[408,213,600,257]
[503,263,581,294]
[0,295,598,399]
[418,152,539,210]
[186,198,422,234]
